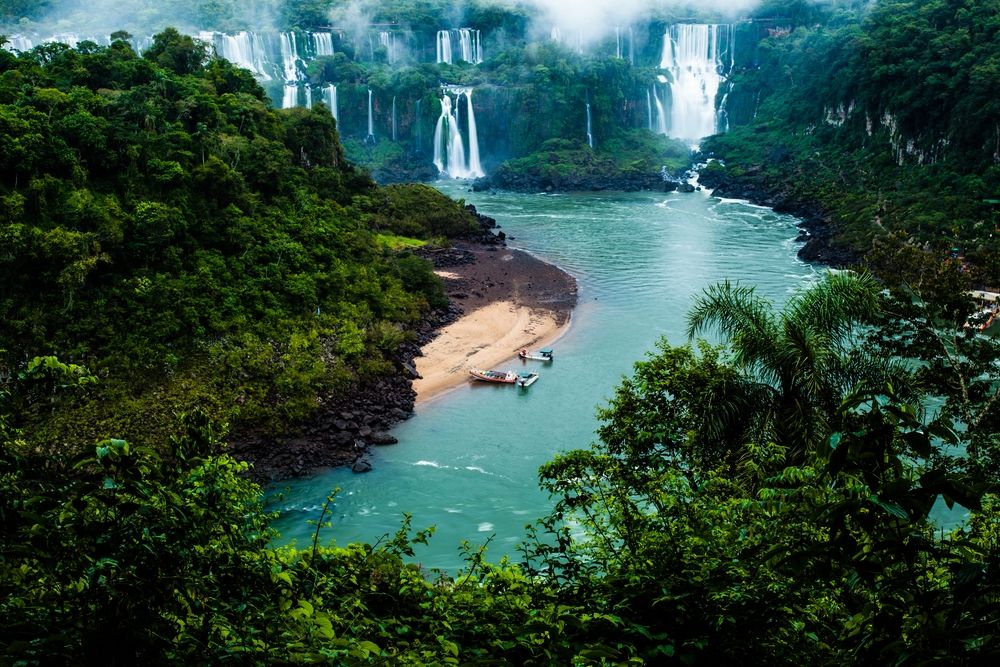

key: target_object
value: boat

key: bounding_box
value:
[469,368,519,384]
[517,372,539,388]
[518,348,554,362]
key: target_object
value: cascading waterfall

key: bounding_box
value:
[324,84,338,122]
[550,27,561,43]
[378,31,395,63]
[628,26,635,65]
[457,29,482,63]
[464,89,483,176]
[366,88,375,142]
[304,86,312,109]
[433,94,464,176]
[615,27,621,59]
[201,31,272,80]
[585,97,593,149]
[280,31,300,108]
[313,32,333,57]
[658,24,731,141]
[436,30,452,64]
[432,89,484,179]
[392,96,397,141]
[651,84,668,136]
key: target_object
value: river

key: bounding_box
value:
[270,182,818,571]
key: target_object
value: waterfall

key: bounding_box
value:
[615,27,621,59]
[433,94,463,176]
[436,30,452,64]
[366,88,375,142]
[378,31,395,63]
[392,96,397,142]
[651,84,668,136]
[464,90,483,176]
[628,26,635,65]
[586,99,593,149]
[659,24,730,142]
[457,29,482,63]
[312,32,333,57]
[304,86,312,109]
[202,31,272,80]
[432,89,484,179]
[280,32,300,109]
[550,27,561,43]
[324,84,338,122]
[4,35,33,51]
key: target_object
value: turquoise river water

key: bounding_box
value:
[269,182,821,572]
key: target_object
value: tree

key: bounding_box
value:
[686,270,910,463]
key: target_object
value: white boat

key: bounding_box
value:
[469,368,519,384]
[517,372,539,388]
[518,347,554,362]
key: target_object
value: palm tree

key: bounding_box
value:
[687,271,909,463]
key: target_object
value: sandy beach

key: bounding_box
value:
[413,243,577,403]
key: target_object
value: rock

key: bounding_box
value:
[358,425,373,439]
[677,182,696,193]
[352,458,373,474]
[370,431,399,445]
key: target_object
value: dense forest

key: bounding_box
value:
[700,0,1000,270]
[4,0,1000,664]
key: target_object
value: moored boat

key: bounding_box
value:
[517,372,539,388]
[469,368,519,384]
[518,348,554,362]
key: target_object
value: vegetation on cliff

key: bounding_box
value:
[0,31,476,454]
[701,0,1000,271]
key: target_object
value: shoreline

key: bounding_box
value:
[412,242,578,405]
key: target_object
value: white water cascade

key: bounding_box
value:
[201,31,272,80]
[585,99,593,149]
[280,32,300,108]
[312,32,333,57]
[392,96,397,142]
[378,31,396,63]
[457,29,482,63]
[651,83,668,135]
[658,24,732,142]
[464,89,483,176]
[324,84,338,123]
[436,30,452,64]
[432,89,484,179]
[366,88,375,142]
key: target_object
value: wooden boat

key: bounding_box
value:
[517,372,539,388]
[469,368,519,384]
[518,348,554,362]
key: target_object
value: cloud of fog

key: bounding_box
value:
[488,0,764,47]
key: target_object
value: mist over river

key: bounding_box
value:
[270,182,818,572]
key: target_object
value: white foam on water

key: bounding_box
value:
[477,522,494,532]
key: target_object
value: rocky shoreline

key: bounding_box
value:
[473,170,684,194]
[228,204,564,484]
[694,169,861,268]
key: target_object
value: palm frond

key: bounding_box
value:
[687,281,780,369]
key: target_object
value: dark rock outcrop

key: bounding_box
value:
[696,167,861,268]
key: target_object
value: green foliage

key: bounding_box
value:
[525,272,1000,664]
[0,33,474,452]
[702,0,1000,259]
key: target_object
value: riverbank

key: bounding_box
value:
[232,235,577,482]
[696,167,862,268]
[412,243,577,403]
